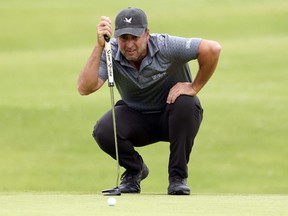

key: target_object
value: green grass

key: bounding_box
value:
[1,193,288,216]
[0,0,288,196]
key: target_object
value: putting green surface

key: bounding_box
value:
[0,193,287,216]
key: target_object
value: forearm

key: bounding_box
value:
[78,45,104,95]
[192,40,221,93]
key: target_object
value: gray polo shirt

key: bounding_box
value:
[99,34,201,113]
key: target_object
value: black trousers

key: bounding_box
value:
[93,95,203,179]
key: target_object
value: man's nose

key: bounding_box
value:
[126,39,134,48]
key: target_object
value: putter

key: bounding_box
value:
[101,35,121,196]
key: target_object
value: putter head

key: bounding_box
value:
[102,187,121,196]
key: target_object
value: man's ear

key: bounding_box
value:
[146,29,150,41]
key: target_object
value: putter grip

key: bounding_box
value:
[104,35,110,42]
[104,36,114,87]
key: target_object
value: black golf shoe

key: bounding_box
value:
[118,163,149,193]
[168,176,190,195]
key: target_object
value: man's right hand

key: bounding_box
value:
[97,16,112,48]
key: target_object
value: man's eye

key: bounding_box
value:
[120,35,139,41]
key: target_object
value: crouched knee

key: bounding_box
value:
[92,121,114,153]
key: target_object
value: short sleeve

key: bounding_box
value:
[157,34,202,63]
[99,51,108,81]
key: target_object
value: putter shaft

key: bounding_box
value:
[103,35,121,196]
[110,86,120,188]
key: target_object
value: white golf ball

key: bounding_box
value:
[107,197,116,206]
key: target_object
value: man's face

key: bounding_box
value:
[117,30,150,63]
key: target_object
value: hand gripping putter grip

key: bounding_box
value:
[102,35,121,196]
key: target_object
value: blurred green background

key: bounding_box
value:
[0,0,287,194]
